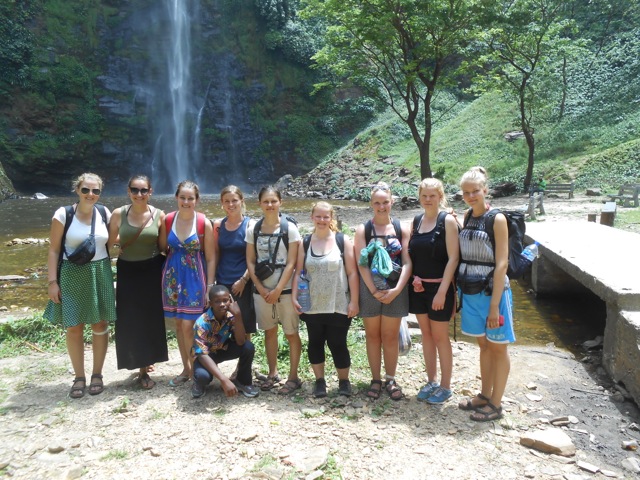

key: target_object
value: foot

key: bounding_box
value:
[416,381,439,402]
[366,379,383,400]
[88,374,104,396]
[313,378,327,398]
[233,380,260,398]
[384,379,403,401]
[169,374,190,387]
[426,387,452,405]
[146,365,155,373]
[470,402,503,422]
[278,378,302,395]
[69,377,86,399]
[138,373,156,390]
[458,393,490,411]
[259,374,281,391]
[191,382,206,399]
[338,379,352,397]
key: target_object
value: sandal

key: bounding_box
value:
[88,374,104,396]
[366,379,383,400]
[138,373,156,390]
[259,374,281,391]
[278,378,303,395]
[470,402,503,422]
[69,377,86,399]
[169,375,190,387]
[458,393,490,411]
[384,379,403,401]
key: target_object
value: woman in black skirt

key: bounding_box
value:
[109,175,168,389]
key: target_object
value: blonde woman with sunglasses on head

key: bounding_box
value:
[354,182,412,401]
[44,173,116,399]
[109,175,168,390]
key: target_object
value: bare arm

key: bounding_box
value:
[343,235,360,318]
[291,236,306,313]
[488,213,509,328]
[229,301,246,346]
[380,222,412,304]
[108,207,121,252]
[203,218,216,288]
[433,215,460,310]
[354,223,378,296]
[212,218,222,282]
[157,209,167,253]
[47,217,64,303]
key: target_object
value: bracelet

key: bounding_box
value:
[48,279,58,286]
[207,283,216,287]
[240,276,248,283]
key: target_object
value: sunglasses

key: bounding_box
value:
[129,187,150,195]
[371,184,390,192]
[80,187,101,195]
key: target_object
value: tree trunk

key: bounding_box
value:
[559,55,567,119]
[519,80,535,191]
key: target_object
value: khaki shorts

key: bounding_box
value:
[253,293,300,335]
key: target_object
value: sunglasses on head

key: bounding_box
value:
[371,184,390,192]
[129,187,150,195]
[80,187,101,195]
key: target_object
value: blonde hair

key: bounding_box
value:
[460,166,488,189]
[311,201,339,232]
[72,173,103,192]
[220,185,246,215]
[418,177,448,209]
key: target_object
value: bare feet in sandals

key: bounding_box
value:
[366,379,382,400]
[138,372,156,390]
[384,379,403,401]
[278,378,302,395]
[458,393,490,411]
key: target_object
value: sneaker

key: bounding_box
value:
[233,380,260,398]
[338,379,352,397]
[426,387,452,405]
[313,378,327,398]
[417,381,439,402]
[191,382,206,399]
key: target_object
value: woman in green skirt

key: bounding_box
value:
[44,173,116,399]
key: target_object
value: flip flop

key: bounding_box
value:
[169,375,190,387]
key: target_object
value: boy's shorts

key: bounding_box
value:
[460,288,515,344]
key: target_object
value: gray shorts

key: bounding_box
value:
[358,278,409,318]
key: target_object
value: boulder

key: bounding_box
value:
[520,428,576,457]
[32,192,48,200]
[586,188,602,196]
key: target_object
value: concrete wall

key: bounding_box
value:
[603,310,640,402]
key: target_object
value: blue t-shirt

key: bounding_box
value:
[216,216,249,285]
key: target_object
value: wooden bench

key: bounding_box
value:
[607,184,640,208]
[544,182,575,199]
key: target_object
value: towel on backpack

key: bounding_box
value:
[359,241,393,277]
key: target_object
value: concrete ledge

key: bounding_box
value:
[603,310,640,402]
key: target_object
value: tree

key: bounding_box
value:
[303,0,484,179]
[476,0,567,190]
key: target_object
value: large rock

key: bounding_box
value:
[520,428,576,457]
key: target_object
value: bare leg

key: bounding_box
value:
[311,363,325,380]
[91,320,109,375]
[477,336,493,399]
[336,366,350,381]
[417,313,437,382]
[174,319,193,378]
[487,342,510,408]
[380,315,401,377]
[363,316,382,380]
[431,319,453,390]
[66,324,85,378]
[264,326,279,378]
[285,332,302,381]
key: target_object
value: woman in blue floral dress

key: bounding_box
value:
[162,180,215,387]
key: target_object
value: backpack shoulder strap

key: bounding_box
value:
[484,209,500,251]
[280,215,289,250]
[364,220,373,245]
[95,203,108,225]
[165,211,176,233]
[436,210,448,231]
[196,212,206,239]
[253,217,264,256]
[59,205,76,261]
[335,232,345,257]
[303,234,312,255]
[463,208,473,227]
[392,218,402,241]
[412,214,423,235]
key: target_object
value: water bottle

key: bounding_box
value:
[371,267,389,290]
[521,241,539,262]
[297,270,311,312]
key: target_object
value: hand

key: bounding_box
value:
[231,279,245,297]
[292,298,303,315]
[48,283,61,304]
[486,311,500,329]
[432,291,446,311]
[264,287,281,305]
[220,377,238,397]
[347,301,359,318]
[379,288,398,305]
[228,300,241,318]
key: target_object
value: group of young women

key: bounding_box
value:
[45,166,514,422]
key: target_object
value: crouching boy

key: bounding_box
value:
[191,285,260,399]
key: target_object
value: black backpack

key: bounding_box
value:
[302,232,345,259]
[463,208,529,279]
[253,213,298,266]
[411,211,453,258]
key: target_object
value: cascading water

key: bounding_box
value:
[151,0,200,192]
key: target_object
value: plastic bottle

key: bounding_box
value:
[521,241,539,262]
[297,270,311,312]
[371,267,389,290]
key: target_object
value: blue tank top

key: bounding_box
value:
[216,216,249,285]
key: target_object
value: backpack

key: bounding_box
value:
[302,232,345,260]
[364,218,402,245]
[165,211,206,242]
[412,211,451,258]
[463,208,529,279]
[253,213,298,266]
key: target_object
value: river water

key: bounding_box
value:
[0,196,605,351]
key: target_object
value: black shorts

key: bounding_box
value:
[409,282,455,321]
